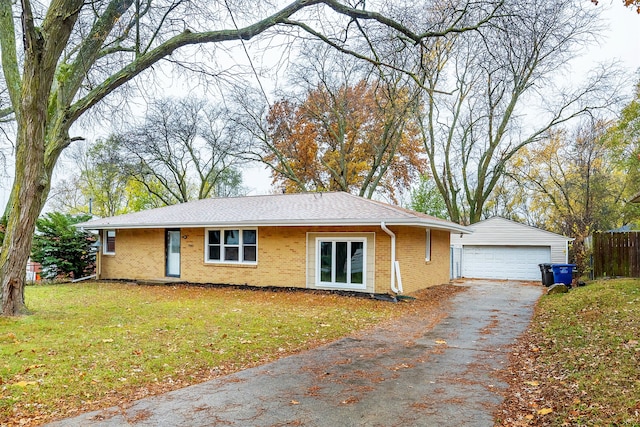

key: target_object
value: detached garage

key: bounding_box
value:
[451,217,573,281]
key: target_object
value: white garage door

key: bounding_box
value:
[462,246,551,281]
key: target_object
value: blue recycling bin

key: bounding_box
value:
[551,264,576,286]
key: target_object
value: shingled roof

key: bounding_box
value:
[77,192,470,234]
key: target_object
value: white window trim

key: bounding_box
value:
[103,229,116,255]
[204,228,258,265]
[316,237,367,290]
[425,229,431,262]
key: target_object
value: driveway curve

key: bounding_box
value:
[48,280,543,427]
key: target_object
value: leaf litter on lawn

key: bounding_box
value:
[1,281,465,426]
[495,278,640,426]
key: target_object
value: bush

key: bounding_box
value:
[31,212,97,279]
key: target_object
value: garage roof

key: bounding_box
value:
[452,217,573,247]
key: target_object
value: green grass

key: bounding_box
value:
[523,279,640,425]
[0,282,404,425]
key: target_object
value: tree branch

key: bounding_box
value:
[20,0,38,53]
[281,19,455,96]
[67,0,326,123]
[0,0,22,117]
[318,0,502,43]
[0,106,14,121]
[61,0,135,107]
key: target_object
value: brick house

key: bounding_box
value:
[77,192,470,295]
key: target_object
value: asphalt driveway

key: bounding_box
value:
[48,280,543,427]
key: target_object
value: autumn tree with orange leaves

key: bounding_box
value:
[264,78,425,201]
[624,0,640,11]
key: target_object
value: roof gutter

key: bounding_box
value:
[75,220,472,235]
[381,222,402,294]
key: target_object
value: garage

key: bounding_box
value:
[451,217,572,281]
[462,245,551,281]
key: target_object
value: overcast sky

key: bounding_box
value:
[1,3,639,208]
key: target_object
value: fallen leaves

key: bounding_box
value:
[23,364,44,373]
[496,279,640,426]
[389,363,412,371]
[340,396,359,405]
[537,407,553,415]
[11,381,38,388]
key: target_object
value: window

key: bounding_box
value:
[206,229,257,263]
[425,229,431,262]
[104,230,116,255]
[317,238,366,289]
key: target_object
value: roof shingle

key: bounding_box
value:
[77,192,470,233]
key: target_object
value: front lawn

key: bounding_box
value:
[0,282,452,426]
[497,278,640,426]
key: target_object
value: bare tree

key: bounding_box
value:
[51,115,246,215]
[118,97,246,205]
[413,0,623,224]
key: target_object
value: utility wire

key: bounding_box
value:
[223,0,272,108]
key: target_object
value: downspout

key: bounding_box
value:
[96,244,102,279]
[95,231,102,280]
[381,222,402,294]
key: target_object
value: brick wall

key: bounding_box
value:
[394,227,451,294]
[181,227,309,287]
[99,225,451,294]
[99,228,165,280]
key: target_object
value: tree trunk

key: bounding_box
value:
[469,207,482,224]
[1,75,49,316]
[0,150,47,316]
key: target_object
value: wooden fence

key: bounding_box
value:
[592,231,640,278]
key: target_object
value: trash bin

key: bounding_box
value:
[551,264,576,286]
[538,263,554,287]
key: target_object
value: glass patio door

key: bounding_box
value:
[318,239,365,289]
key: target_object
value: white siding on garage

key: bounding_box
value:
[451,217,572,280]
[462,246,551,280]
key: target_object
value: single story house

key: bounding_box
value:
[77,192,471,295]
[450,217,572,281]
